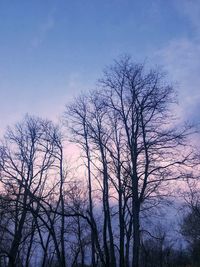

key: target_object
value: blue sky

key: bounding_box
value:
[0,0,200,134]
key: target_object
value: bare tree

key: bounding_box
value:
[180,180,200,266]
[0,57,196,267]
[66,96,107,266]
[66,56,195,267]
[0,116,64,266]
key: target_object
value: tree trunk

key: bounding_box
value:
[85,130,96,267]
[132,203,140,267]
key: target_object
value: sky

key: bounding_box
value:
[0,0,200,135]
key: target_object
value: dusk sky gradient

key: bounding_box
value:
[0,0,200,135]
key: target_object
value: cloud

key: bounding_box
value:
[154,38,200,123]
[152,0,200,124]
[31,14,55,48]
[174,0,200,37]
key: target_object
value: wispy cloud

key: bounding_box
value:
[31,13,55,48]
[154,38,200,122]
[152,1,200,123]
[174,0,200,37]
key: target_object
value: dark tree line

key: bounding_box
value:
[0,57,199,267]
